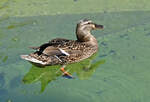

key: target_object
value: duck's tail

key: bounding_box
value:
[20,55,47,65]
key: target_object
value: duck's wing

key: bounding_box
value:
[29,38,82,56]
[42,46,82,56]
[43,38,83,56]
[49,38,71,44]
[29,43,50,51]
[42,46,64,56]
[29,38,70,51]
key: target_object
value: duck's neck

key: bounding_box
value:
[76,27,97,44]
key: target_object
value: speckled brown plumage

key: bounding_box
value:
[21,19,104,67]
[29,38,98,65]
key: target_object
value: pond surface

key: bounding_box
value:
[0,2,150,102]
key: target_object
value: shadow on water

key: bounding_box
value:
[22,53,105,92]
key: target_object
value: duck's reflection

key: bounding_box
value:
[22,53,105,92]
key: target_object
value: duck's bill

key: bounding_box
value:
[94,24,104,29]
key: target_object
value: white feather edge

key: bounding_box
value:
[20,55,47,65]
[58,48,70,56]
[21,48,69,65]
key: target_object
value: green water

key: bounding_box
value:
[1,0,150,102]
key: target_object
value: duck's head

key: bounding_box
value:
[76,19,104,42]
[77,19,104,30]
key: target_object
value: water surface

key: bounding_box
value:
[0,11,150,102]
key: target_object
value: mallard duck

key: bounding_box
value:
[21,19,104,78]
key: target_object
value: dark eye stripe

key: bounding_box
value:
[86,22,93,25]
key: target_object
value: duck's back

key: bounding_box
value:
[23,38,98,66]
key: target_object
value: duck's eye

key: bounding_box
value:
[85,22,91,25]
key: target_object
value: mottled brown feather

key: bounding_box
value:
[29,38,98,65]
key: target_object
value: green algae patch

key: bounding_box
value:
[0,0,150,17]
[7,20,36,29]
[2,56,8,63]
[22,53,105,92]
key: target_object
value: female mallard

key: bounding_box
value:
[21,19,104,78]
